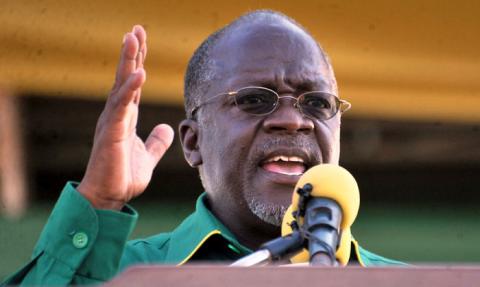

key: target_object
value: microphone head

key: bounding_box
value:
[292,164,360,229]
[281,164,360,265]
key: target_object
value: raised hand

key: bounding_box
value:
[77,25,174,210]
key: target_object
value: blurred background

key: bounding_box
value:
[0,0,479,279]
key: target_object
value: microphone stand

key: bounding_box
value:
[230,230,304,266]
[304,198,341,266]
[231,183,342,267]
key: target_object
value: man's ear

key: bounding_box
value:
[179,119,202,167]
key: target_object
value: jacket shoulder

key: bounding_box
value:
[120,232,173,268]
[358,245,408,266]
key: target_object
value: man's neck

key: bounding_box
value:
[208,200,282,250]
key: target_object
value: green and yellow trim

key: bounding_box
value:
[351,238,366,267]
[176,230,221,266]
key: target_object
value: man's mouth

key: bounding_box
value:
[261,155,307,176]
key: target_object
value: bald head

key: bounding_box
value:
[184,10,336,119]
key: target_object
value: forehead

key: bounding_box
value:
[209,21,334,93]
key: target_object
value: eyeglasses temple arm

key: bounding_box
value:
[339,99,352,113]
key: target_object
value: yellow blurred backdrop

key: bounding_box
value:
[1,0,479,123]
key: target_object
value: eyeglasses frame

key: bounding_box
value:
[190,86,351,120]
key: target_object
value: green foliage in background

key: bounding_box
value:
[1,202,479,281]
[353,203,480,263]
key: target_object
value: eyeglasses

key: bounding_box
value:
[190,86,351,120]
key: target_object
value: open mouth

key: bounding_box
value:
[253,148,320,195]
[261,155,307,176]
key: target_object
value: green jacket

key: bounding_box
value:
[2,182,405,286]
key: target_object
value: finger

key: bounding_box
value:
[132,25,147,64]
[112,67,146,110]
[132,26,146,104]
[145,124,175,165]
[132,25,147,57]
[133,51,144,105]
[142,44,148,63]
[136,50,143,70]
[113,33,140,91]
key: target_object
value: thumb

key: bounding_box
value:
[145,123,174,165]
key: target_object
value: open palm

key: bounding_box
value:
[77,26,174,210]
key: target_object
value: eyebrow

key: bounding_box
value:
[292,80,318,91]
[239,78,326,90]
[228,71,329,92]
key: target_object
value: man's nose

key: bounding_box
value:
[262,98,314,134]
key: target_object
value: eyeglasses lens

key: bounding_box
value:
[234,88,277,115]
[300,92,336,120]
[234,88,338,120]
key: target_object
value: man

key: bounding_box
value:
[3,10,403,286]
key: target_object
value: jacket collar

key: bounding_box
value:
[164,193,251,264]
[164,193,365,266]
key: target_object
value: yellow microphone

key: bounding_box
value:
[281,164,360,266]
[231,164,359,267]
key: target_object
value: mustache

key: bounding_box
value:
[252,136,322,164]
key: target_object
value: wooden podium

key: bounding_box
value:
[105,265,480,287]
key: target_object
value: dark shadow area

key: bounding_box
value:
[21,95,480,207]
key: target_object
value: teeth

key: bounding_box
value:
[288,156,304,163]
[266,155,305,163]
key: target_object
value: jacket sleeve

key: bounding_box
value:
[1,182,138,286]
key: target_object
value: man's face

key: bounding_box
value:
[195,20,340,240]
